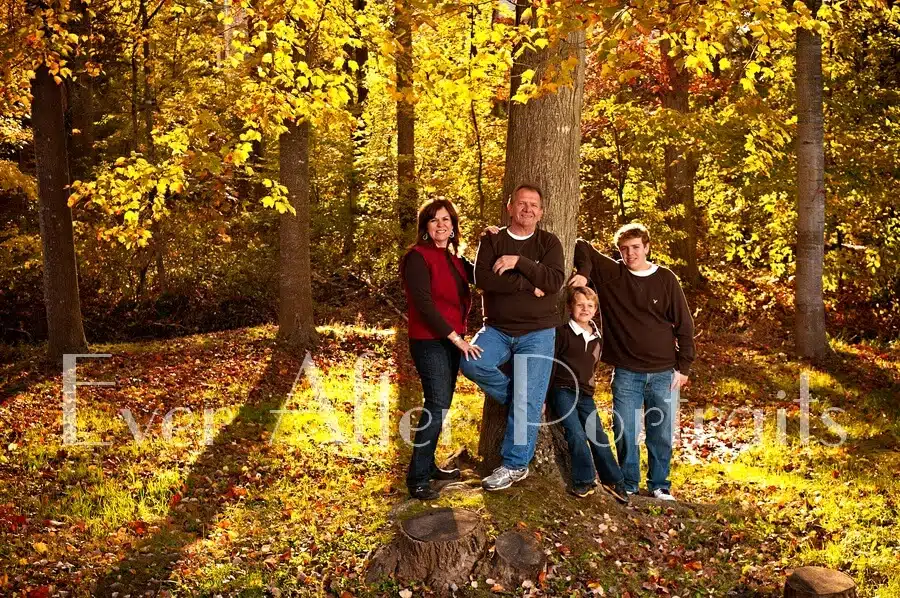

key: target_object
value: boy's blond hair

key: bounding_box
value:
[567,286,598,311]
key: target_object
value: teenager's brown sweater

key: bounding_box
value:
[474,228,565,336]
[574,239,695,375]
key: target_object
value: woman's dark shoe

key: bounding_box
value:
[603,482,630,505]
[410,484,440,500]
[431,467,461,481]
[570,484,596,498]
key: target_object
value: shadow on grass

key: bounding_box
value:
[92,344,306,596]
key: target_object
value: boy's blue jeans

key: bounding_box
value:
[611,367,678,493]
[459,326,555,470]
[546,386,624,487]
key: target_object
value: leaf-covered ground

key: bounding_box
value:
[1,324,899,597]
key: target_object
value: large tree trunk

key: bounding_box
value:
[659,39,701,286]
[395,0,417,244]
[31,64,89,361]
[795,0,827,361]
[277,119,317,348]
[478,12,586,476]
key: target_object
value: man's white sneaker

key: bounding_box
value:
[652,488,676,501]
[481,466,529,491]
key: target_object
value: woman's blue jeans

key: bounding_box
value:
[406,338,460,489]
[546,386,624,487]
[611,367,677,493]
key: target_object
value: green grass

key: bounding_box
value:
[0,324,898,596]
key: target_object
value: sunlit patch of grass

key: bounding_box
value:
[718,377,754,398]
[676,420,900,597]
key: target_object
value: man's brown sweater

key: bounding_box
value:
[474,228,565,336]
[574,239,695,375]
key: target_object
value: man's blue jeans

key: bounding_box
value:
[546,386,624,487]
[611,367,677,493]
[459,326,555,470]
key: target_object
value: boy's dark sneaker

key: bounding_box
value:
[570,484,596,498]
[431,467,461,481]
[603,482,630,505]
[409,484,440,500]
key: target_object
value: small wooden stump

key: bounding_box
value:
[482,530,546,589]
[366,508,487,592]
[784,566,857,598]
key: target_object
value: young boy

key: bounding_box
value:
[547,287,629,504]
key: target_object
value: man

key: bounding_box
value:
[461,184,565,491]
[569,223,695,501]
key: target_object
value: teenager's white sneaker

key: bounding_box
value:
[652,488,676,501]
[482,466,529,491]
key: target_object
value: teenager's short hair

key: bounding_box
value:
[508,184,544,207]
[567,286,598,310]
[614,222,650,247]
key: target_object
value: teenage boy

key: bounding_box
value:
[569,223,695,501]
[547,286,629,504]
[461,184,565,491]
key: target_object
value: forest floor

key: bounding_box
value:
[1,320,899,597]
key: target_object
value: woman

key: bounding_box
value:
[401,199,482,500]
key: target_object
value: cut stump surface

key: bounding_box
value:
[784,566,857,598]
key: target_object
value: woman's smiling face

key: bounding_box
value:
[427,208,453,247]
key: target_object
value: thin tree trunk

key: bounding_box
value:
[395,0,417,243]
[67,0,94,181]
[277,119,317,348]
[343,0,368,257]
[131,45,140,151]
[479,11,586,475]
[795,0,827,360]
[469,4,486,219]
[660,39,700,285]
[31,63,89,360]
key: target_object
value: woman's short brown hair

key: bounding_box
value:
[414,198,461,254]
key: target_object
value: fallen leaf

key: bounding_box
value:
[33,542,48,555]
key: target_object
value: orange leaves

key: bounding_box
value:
[224,485,248,499]
[128,520,148,536]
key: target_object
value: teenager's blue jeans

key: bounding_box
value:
[459,326,555,470]
[406,338,461,489]
[611,367,677,493]
[546,386,624,487]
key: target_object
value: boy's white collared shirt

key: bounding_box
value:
[568,319,600,350]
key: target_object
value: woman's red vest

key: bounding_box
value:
[404,244,471,340]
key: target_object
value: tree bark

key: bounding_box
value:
[476,530,546,589]
[395,0,417,244]
[277,119,317,348]
[659,39,701,285]
[343,0,368,257]
[795,0,828,361]
[367,508,487,592]
[479,11,586,474]
[31,63,89,361]
[67,0,95,181]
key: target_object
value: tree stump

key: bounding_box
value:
[481,530,546,589]
[784,566,857,598]
[366,508,487,592]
